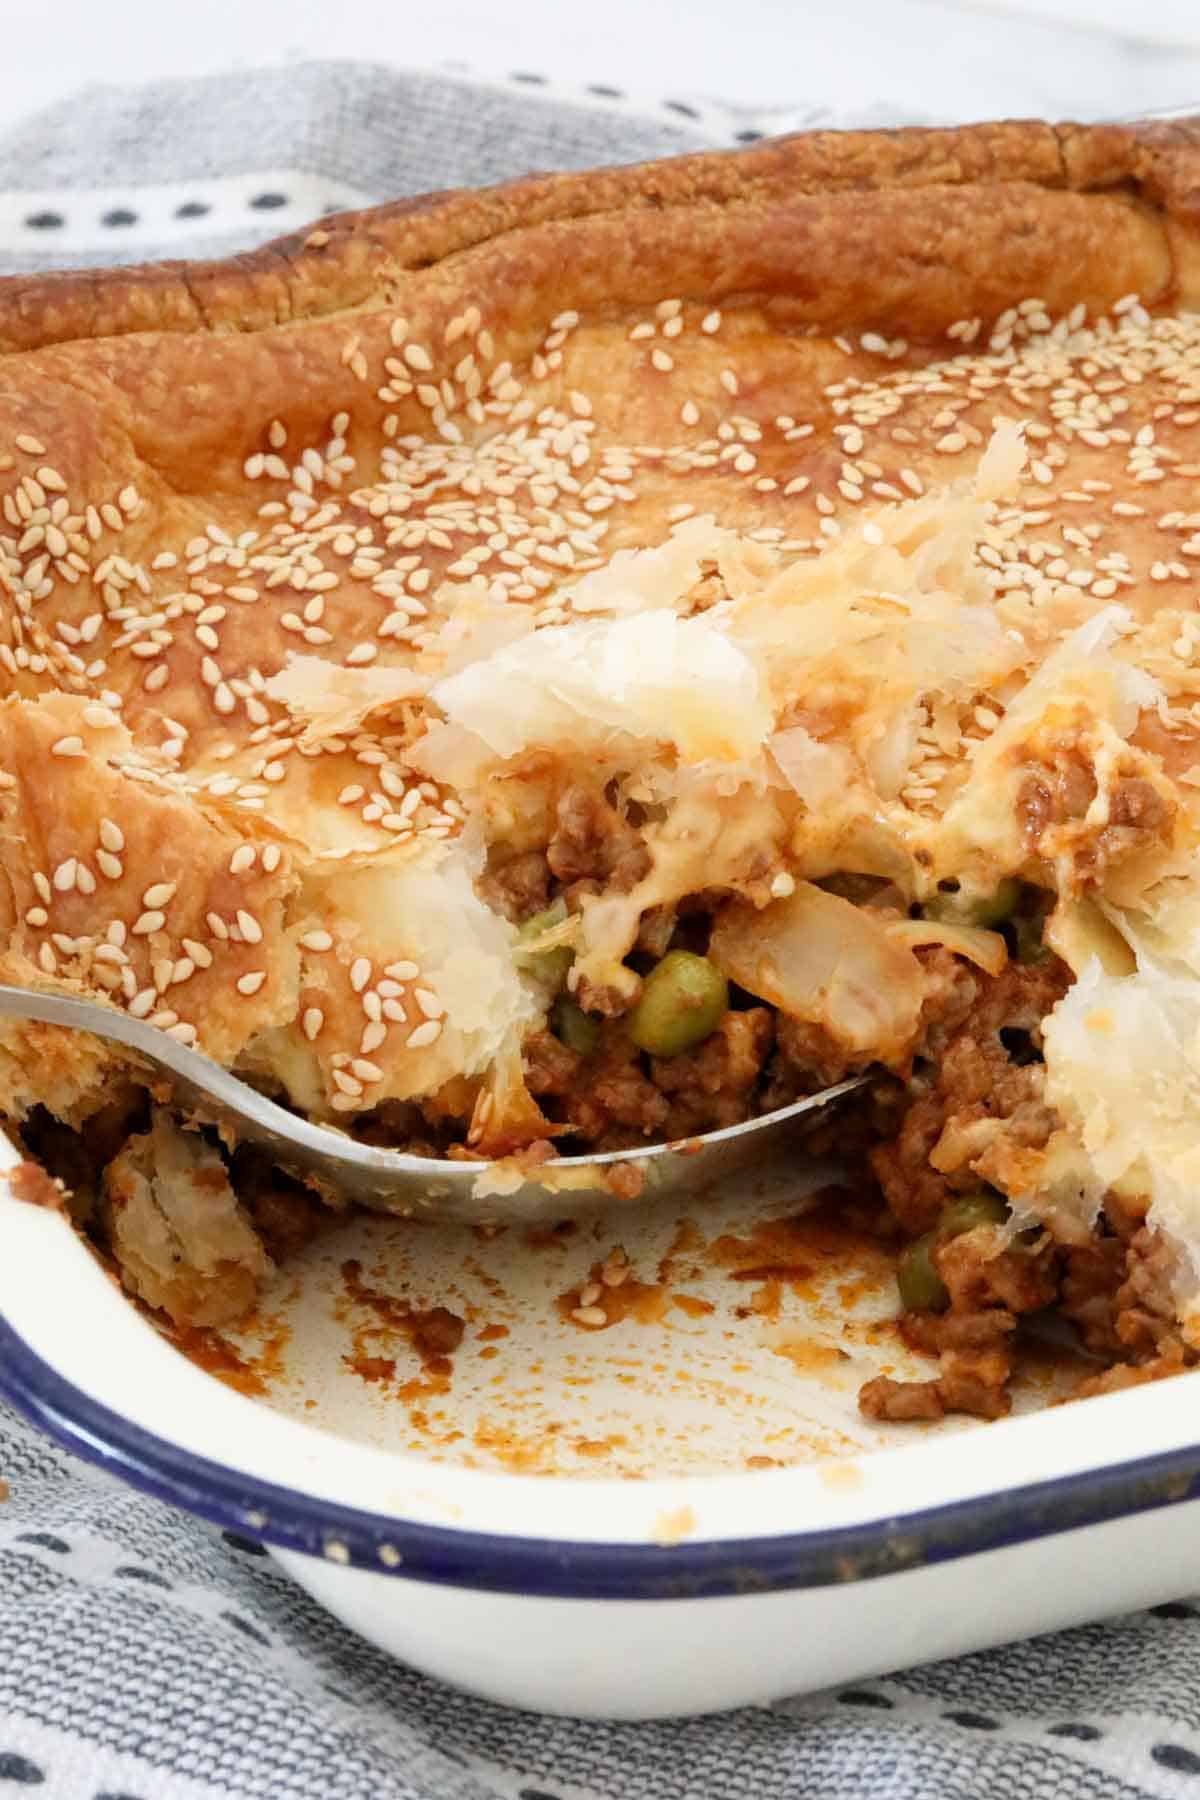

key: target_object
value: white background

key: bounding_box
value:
[6,0,1200,129]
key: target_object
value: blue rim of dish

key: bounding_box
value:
[3,1310,1200,1598]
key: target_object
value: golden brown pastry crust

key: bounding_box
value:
[3,115,1200,1133]
[3,119,1200,356]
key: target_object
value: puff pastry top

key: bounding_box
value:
[2,116,1200,1192]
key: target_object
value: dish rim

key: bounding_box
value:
[4,1225,1200,1600]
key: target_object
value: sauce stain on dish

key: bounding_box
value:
[170,1314,292,1398]
[339,1257,465,1380]
[558,1260,669,1331]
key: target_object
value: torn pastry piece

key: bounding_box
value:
[101,1110,273,1327]
[4,116,1200,1424]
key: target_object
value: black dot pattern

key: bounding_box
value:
[112,1566,171,1590]
[1153,1743,1200,1775]
[15,1534,69,1554]
[101,208,137,227]
[1046,1722,1102,1741]
[221,1531,267,1557]
[174,201,210,219]
[836,1689,894,1709]
[23,212,63,231]
[0,1754,43,1785]
[248,192,288,211]
[219,1612,271,1647]
[942,1710,1001,1731]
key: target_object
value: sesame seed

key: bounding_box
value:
[406,1019,442,1049]
[301,930,333,952]
[142,882,177,909]
[572,1305,607,1327]
[237,971,267,996]
[237,910,263,944]
[50,735,84,758]
[350,957,372,992]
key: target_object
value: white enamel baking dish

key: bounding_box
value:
[3,1118,1200,1723]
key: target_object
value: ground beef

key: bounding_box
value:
[652,1008,775,1138]
[239,1169,334,1263]
[871,957,1070,1236]
[860,956,1076,1423]
[769,1016,862,1094]
[542,1031,669,1147]
[1017,754,1097,848]
[1113,1226,1186,1358]
[479,849,551,922]
[523,1029,583,1100]
[1018,754,1173,877]
[862,1307,1020,1422]
[547,783,650,893]
[912,948,984,1061]
[1060,1236,1126,1358]
[859,1375,945,1421]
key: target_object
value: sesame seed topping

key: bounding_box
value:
[237,971,267,996]
[405,1019,442,1050]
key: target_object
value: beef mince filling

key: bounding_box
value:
[24,830,1189,1425]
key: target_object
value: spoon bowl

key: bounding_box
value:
[0,983,866,1225]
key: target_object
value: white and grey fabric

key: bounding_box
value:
[1,56,1200,1800]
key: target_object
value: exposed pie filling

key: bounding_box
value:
[6,119,1200,1420]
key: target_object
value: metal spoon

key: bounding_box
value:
[0,983,866,1226]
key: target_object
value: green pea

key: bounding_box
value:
[896,1232,949,1313]
[628,950,728,1058]
[518,900,568,941]
[552,995,600,1057]
[939,1191,1009,1238]
[925,877,1021,929]
[516,900,573,991]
